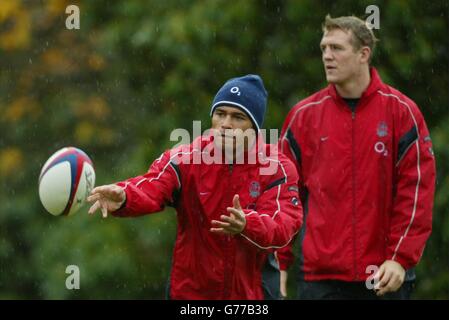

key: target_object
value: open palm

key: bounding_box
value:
[87,184,126,218]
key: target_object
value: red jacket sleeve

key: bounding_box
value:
[112,150,181,217]
[279,106,302,181]
[388,102,436,269]
[276,106,304,270]
[239,156,303,252]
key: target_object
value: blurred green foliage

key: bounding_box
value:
[0,0,447,299]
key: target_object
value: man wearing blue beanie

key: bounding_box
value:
[211,74,267,132]
[88,74,303,300]
[209,74,269,163]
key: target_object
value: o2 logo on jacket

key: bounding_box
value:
[374,141,388,156]
[249,181,261,198]
[375,121,389,157]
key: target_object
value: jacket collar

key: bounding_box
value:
[201,132,270,166]
[328,67,384,102]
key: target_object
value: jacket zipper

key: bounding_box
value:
[351,111,358,280]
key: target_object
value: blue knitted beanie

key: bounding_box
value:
[210,74,267,131]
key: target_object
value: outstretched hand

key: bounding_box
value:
[210,194,246,235]
[87,184,126,218]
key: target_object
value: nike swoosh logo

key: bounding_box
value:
[200,192,210,196]
[320,136,329,141]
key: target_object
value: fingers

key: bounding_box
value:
[88,199,109,218]
[87,184,126,216]
[101,203,108,218]
[390,273,404,291]
[376,283,392,296]
[90,184,123,200]
[373,264,386,290]
[226,207,244,220]
[210,219,232,234]
[376,273,404,296]
[373,261,406,296]
[87,193,101,203]
[210,228,227,234]
[210,195,246,235]
[210,216,242,235]
[88,200,102,215]
[221,212,244,229]
[90,185,110,195]
[211,220,231,228]
[233,194,241,210]
[376,269,392,293]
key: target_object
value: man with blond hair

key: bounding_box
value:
[278,15,435,299]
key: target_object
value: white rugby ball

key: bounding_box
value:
[39,147,95,216]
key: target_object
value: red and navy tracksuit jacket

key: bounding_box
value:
[113,135,303,299]
[278,68,435,281]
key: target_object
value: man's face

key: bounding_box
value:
[211,105,255,156]
[320,28,364,85]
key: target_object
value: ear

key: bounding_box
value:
[359,46,371,64]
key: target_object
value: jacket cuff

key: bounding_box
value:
[238,210,270,250]
[390,254,413,270]
[387,246,415,270]
[111,183,131,217]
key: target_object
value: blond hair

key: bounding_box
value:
[323,14,379,62]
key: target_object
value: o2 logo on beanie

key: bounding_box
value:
[230,86,241,96]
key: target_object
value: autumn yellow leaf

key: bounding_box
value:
[88,53,106,71]
[41,48,76,75]
[2,97,39,123]
[75,121,95,145]
[0,0,31,50]
[73,96,110,120]
[46,0,72,17]
[0,147,23,177]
